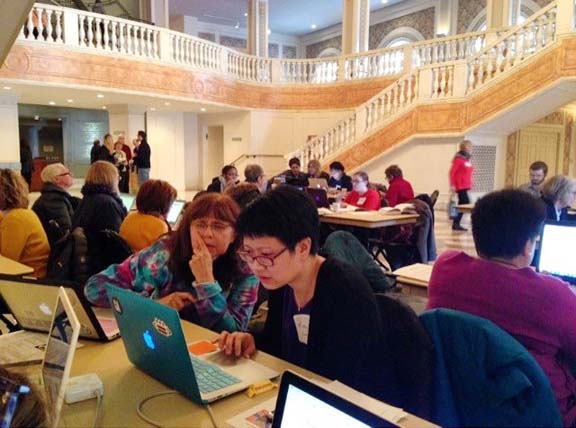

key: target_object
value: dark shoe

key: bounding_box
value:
[452,224,468,231]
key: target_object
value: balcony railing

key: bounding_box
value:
[18,2,495,85]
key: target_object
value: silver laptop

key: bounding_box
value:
[308,178,329,189]
[166,199,186,227]
[106,285,278,404]
[0,276,119,341]
[42,287,81,428]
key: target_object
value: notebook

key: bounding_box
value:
[0,275,119,341]
[106,285,278,404]
[537,222,576,284]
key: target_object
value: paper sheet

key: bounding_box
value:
[0,330,47,366]
[226,397,276,428]
[393,263,433,283]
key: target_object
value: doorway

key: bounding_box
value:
[202,126,224,188]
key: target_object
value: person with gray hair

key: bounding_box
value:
[32,163,80,245]
[244,164,268,193]
[540,175,576,222]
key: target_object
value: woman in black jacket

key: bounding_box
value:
[540,175,576,222]
[72,161,127,276]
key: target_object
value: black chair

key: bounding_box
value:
[429,190,439,208]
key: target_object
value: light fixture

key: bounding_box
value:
[234,22,240,29]
[2,86,11,90]
[101,106,107,110]
[244,12,248,17]
[34,115,40,120]
[310,24,317,29]
[97,94,104,98]
[164,102,171,106]
[48,101,56,105]
[57,117,62,122]
[67,99,73,103]
[200,107,206,112]
[267,29,271,35]
[381,0,388,3]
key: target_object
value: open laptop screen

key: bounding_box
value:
[119,193,136,211]
[167,200,186,226]
[538,222,576,283]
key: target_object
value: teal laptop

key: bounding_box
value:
[105,285,278,404]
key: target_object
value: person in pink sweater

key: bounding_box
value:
[449,140,474,231]
[427,189,576,426]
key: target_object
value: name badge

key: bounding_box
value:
[293,314,310,345]
[357,197,367,205]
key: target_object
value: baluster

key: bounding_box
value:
[109,21,117,51]
[36,7,45,40]
[47,10,55,42]
[432,68,440,98]
[102,21,110,50]
[467,61,476,91]
[54,11,63,43]
[547,9,556,42]
[536,15,546,49]
[87,16,95,47]
[22,10,31,39]
[406,74,413,102]
[94,18,102,48]
[117,22,125,53]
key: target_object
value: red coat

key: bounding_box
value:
[450,155,474,191]
[345,188,381,211]
[385,177,415,207]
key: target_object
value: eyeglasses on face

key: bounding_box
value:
[192,221,232,234]
[237,247,288,267]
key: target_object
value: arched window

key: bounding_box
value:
[377,27,424,49]
[386,37,412,48]
[317,47,341,58]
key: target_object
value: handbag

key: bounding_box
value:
[447,196,458,220]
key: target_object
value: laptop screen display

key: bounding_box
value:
[167,200,186,225]
[538,223,576,281]
[279,384,370,428]
[119,194,135,211]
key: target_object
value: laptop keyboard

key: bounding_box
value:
[189,354,241,393]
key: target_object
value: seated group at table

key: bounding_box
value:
[3,154,576,427]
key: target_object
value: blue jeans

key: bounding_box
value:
[137,168,150,186]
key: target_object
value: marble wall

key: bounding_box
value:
[305,35,342,59]
[283,46,297,59]
[220,36,247,51]
[369,7,435,49]
[457,0,486,33]
[268,43,279,58]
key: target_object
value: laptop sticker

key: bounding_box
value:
[153,318,172,337]
[143,330,156,350]
[111,297,123,315]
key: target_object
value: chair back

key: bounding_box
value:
[420,309,563,427]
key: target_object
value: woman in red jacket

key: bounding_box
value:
[384,165,414,207]
[449,140,474,231]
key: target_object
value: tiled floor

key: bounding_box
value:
[434,212,476,257]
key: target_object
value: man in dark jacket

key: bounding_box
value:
[133,130,151,186]
[32,163,80,245]
[20,139,34,189]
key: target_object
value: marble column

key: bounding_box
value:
[342,0,370,55]
[139,0,170,28]
[435,0,458,36]
[247,0,269,57]
[486,0,518,30]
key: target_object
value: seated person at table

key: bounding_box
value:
[244,164,268,193]
[306,159,330,182]
[0,169,50,278]
[119,179,176,252]
[31,163,80,246]
[519,160,548,198]
[344,172,380,211]
[427,189,576,426]
[384,164,414,207]
[540,175,576,222]
[328,161,352,191]
[225,182,261,209]
[72,161,127,276]
[218,186,382,392]
[277,157,308,188]
[85,193,259,333]
[207,165,238,193]
[0,366,50,427]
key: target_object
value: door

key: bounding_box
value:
[514,127,561,186]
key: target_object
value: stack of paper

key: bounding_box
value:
[393,263,433,286]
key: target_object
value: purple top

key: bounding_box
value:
[428,251,576,425]
[281,287,312,368]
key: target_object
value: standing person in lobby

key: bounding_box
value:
[19,139,34,189]
[94,133,115,163]
[519,161,548,197]
[32,163,80,246]
[344,171,380,211]
[133,130,151,187]
[328,161,353,191]
[449,140,474,231]
[90,139,101,164]
[384,164,414,207]
[113,141,129,194]
[117,134,132,164]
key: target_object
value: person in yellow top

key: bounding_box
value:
[120,179,177,252]
[0,169,50,278]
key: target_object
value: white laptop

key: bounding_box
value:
[537,222,576,284]
[42,287,81,428]
[166,199,186,227]
[0,275,119,341]
[308,178,329,189]
[119,193,136,211]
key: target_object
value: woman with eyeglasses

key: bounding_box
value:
[85,193,259,333]
[217,186,382,393]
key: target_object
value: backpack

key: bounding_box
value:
[46,226,90,285]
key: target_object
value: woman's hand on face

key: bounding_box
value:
[189,228,215,284]
[218,331,256,358]
[158,292,195,311]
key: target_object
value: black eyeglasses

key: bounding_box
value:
[237,247,288,267]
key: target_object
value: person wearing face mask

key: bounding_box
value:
[85,193,259,333]
[519,161,548,198]
[344,171,380,211]
[540,175,576,222]
[207,165,239,193]
[327,161,352,191]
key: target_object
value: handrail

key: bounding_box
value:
[229,154,285,166]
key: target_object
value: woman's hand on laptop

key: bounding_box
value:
[158,292,195,311]
[218,331,256,358]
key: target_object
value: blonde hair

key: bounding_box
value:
[307,159,322,175]
[459,140,472,151]
[40,163,67,183]
[0,169,29,210]
[542,175,576,204]
[85,161,119,194]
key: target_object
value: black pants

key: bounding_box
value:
[453,189,470,226]
[119,168,130,194]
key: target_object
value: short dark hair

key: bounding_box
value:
[289,157,301,167]
[385,165,403,179]
[329,161,345,172]
[472,189,546,259]
[136,179,177,216]
[529,161,548,175]
[225,183,261,209]
[138,130,147,140]
[237,186,319,255]
[222,165,237,176]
